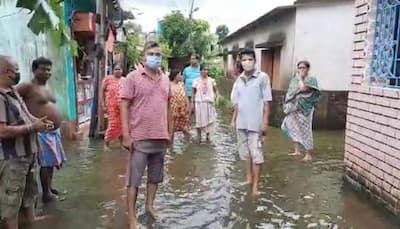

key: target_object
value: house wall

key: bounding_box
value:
[222,9,297,91]
[294,0,355,91]
[344,0,400,215]
[0,0,77,122]
[221,3,351,129]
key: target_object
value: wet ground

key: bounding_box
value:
[19,114,400,229]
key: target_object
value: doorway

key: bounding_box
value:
[261,47,281,88]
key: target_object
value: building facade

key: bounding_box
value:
[344,0,400,215]
[220,0,354,129]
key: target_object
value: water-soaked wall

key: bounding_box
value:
[0,0,76,121]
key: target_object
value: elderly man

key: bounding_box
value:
[0,55,52,229]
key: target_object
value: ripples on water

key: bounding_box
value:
[20,117,400,229]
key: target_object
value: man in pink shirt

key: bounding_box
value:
[120,41,172,229]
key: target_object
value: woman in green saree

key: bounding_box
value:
[281,61,321,162]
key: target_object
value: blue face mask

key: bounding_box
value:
[145,55,162,70]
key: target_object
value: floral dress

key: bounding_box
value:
[170,82,190,132]
[103,75,122,142]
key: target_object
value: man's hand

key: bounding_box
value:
[121,135,133,152]
[32,116,49,132]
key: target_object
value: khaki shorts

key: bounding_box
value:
[237,130,264,164]
[0,155,38,219]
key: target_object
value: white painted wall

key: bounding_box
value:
[294,1,354,90]
[222,9,296,90]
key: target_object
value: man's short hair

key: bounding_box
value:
[239,48,256,60]
[143,41,160,52]
[32,57,52,71]
[190,53,200,60]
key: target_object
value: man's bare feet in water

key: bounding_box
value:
[51,188,67,195]
[42,193,58,203]
[302,153,312,162]
[129,218,137,229]
[252,184,261,197]
[20,211,52,225]
[288,151,302,156]
[146,206,158,220]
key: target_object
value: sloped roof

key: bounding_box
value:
[219,0,353,45]
[219,5,295,44]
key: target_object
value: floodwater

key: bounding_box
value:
[17,114,400,229]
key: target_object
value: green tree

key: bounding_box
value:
[216,25,229,41]
[16,0,78,54]
[115,33,141,68]
[159,11,191,57]
[159,11,213,58]
[160,41,172,70]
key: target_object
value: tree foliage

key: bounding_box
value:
[216,25,229,41]
[16,0,77,54]
[159,11,213,58]
[115,33,140,68]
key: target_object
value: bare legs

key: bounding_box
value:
[40,167,57,202]
[196,129,201,143]
[127,183,159,229]
[145,183,158,219]
[4,206,49,229]
[288,142,312,161]
[288,142,302,156]
[244,159,262,196]
[127,187,138,229]
[245,159,252,184]
[4,216,18,229]
[302,152,312,162]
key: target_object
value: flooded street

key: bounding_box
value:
[23,114,399,229]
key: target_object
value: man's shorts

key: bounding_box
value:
[237,130,264,164]
[127,149,165,188]
[0,154,38,219]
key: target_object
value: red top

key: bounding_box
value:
[119,69,170,141]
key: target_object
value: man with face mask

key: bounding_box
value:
[0,55,52,229]
[230,49,272,197]
[17,57,67,203]
[119,41,172,229]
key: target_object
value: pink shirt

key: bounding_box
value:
[119,69,170,141]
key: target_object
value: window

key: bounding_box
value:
[370,0,400,88]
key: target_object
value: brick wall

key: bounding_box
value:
[344,0,400,214]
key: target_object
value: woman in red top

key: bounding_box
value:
[101,64,123,150]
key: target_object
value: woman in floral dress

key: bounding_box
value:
[169,70,190,144]
[101,64,123,150]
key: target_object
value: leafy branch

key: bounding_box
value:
[16,0,77,54]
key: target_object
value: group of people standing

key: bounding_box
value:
[101,42,320,229]
[0,40,321,229]
[0,56,66,229]
[102,52,219,149]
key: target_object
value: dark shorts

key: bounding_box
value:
[127,142,166,188]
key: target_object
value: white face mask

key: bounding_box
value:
[241,60,255,72]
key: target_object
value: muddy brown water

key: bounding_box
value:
[14,114,400,229]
